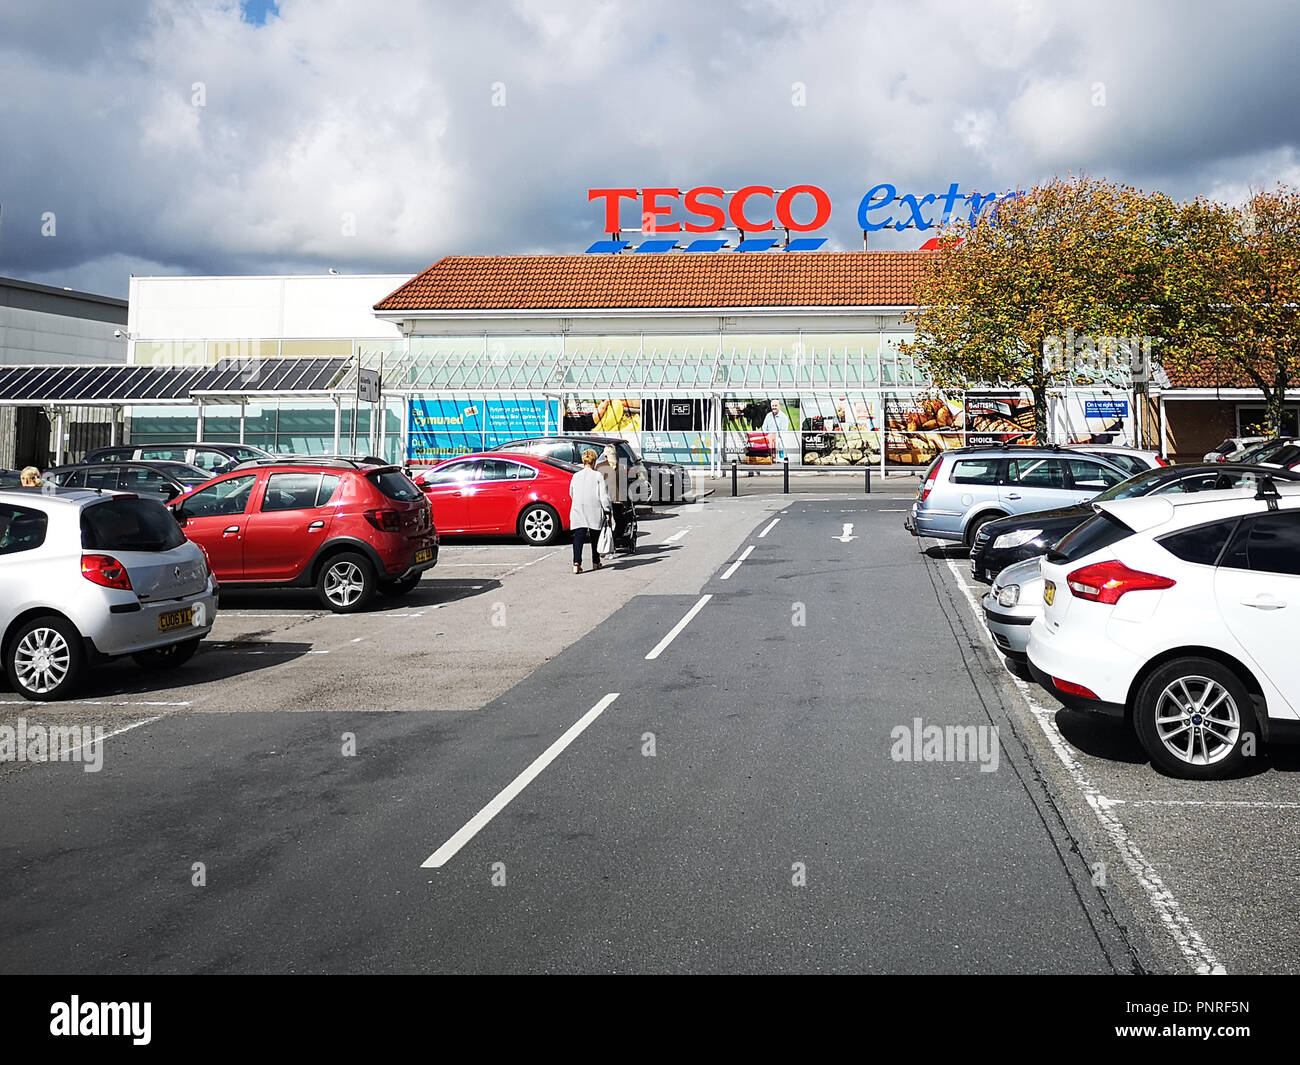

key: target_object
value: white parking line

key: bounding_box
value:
[664,527,692,543]
[720,545,754,580]
[1109,799,1300,809]
[757,518,780,538]
[422,692,620,869]
[939,553,1225,974]
[645,594,712,661]
[62,713,168,756]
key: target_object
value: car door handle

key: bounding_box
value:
[1241,594,1287,610]
[222,525,240,536]
[308,520,325,531]
[1006,493,1022,500]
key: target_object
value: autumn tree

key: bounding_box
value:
[1160,187,1300,436]
[902,176,1176,439]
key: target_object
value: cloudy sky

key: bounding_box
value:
[2,0,1299,298]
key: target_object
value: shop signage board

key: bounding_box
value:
[585,183,1021,252]
[408,397,559,464]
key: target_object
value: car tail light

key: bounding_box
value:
[364,508,401,532]
[1066,561,1175,605]
[82,554,133,590]
[919,469,938,502]
[1154,456,1169,466]
[1053,676,1099,699]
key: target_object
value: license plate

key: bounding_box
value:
[1044,580,1056,606]
[158,607,194,632]
[414,547,433,564]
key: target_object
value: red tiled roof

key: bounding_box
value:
[1162,359,1286,389]
[374,251,936,312]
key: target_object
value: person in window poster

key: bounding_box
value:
[761,400,790,460]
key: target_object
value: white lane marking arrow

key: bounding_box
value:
[833,523,856,543]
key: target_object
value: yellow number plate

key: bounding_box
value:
[158,607,194,632]
[1044,580,1056,606]
[414,547,433,563]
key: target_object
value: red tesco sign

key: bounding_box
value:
[588,185,832,234]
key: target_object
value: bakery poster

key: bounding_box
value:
[883,394,964,467]
[797,393,882,467]
[963,393,1037,446]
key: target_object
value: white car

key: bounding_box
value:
[1065,444,1166,478]
[981,557,1045,663]
[1204,436,1268,463]
[1027,480,1300,778]
[0,488,218,700]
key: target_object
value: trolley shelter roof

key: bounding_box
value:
[0,358,350,406]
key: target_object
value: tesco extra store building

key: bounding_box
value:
[372,250,1134,474]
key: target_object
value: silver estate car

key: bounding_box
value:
[0,488,218,700]
[904,446,1129,546]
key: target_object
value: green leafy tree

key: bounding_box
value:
[902,176,1176,439]
[1160,187,1300,436]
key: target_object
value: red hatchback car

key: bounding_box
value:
[170,460,437,612]
[413,453,579,545]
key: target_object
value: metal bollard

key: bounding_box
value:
[783,458,789,494]
[731,459,738,497]
[865,464,872,494]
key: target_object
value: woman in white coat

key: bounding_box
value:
[569,448,612,574]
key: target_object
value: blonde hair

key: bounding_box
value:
[19,466,42,487]
[581,448,598,467]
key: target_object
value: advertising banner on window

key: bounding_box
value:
[409,396,558,464]
[563,396,642,433]
[1054,391,1135,446]
[883,394,963,467]
[797,393,881,466]
[723,397,800,465]
[963,392,1037,446]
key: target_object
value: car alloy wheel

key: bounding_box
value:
[14,626,71,695]
[520,505,557,545]
[1153,675,1240,767]
[324,560,366,607]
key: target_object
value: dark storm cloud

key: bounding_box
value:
[1,0,1298,298]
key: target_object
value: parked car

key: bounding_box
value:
[0,469,19,488]
[1065,444,1167,477]
[170,459,436,613]
[1027,479,1300,779]
[43,460,213,501]
[0,488,218,700]
[904,445,1129,546]
[969,464,1300,583]
[489,435,654,502]
[1256,441,1300,471]
[643,459,694,503]
[1205,436,1268,463]
[413,452,638,550]
[1224,437,1298,464]
[980,556,1045,663]
[85,441,275,476]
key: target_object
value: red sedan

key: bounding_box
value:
[413,453,576,545]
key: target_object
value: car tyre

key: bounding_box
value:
[378,574,421,596]
[317,552,377,613]
[6,615,85,702]
[1133,657,1259,780]
[518,503,560,546]
[964,512,999,549]
[133,636,201,670]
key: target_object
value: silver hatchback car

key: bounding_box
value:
[0,488,218,700]
[904,445,1129,546]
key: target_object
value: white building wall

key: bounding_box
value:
[129,274,408,342]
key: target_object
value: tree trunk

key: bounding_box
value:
[1032,382,1050,445]
[1265,368,1290,436]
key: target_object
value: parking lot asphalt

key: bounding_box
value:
[0,489,1292,973]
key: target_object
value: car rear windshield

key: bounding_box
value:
[1092,466,1170,502]
[1047,510,1134,563]
[367,470,422,502]
[82,498,186,552]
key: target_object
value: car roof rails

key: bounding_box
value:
[232,457,373,470]
[1256,475,1282,511]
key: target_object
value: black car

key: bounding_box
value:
[84,441,274,476]
[43,460,214,500]
[489,435,654,501]
[969,463,1300,583]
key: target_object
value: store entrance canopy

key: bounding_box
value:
[0,358,350,406]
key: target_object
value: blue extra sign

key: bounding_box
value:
[1083,399,1130,419]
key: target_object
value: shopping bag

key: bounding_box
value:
[597,516,615,556]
